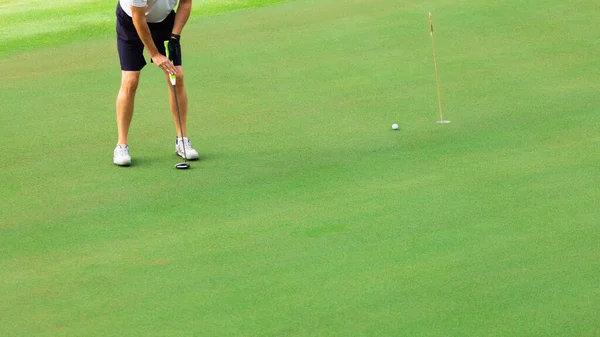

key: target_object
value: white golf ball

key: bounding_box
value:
[392,123,399,130]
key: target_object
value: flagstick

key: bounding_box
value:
[429,12,450,124]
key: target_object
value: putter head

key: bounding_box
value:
[175,162,190,169]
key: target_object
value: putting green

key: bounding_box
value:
[1,0,599,336]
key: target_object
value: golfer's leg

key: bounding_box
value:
[116,70,141,145]
[165,66,188,138]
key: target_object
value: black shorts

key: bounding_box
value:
[116,3,181,71]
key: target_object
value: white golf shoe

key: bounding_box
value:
[113,144,131,166]
[175,137,199,160]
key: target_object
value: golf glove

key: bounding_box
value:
[168,34,181,62]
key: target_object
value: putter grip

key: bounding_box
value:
[164,40,176,86]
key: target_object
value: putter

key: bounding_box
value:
[165,40,190,170]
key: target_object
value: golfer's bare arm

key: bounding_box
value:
[172,0,192,35]
[130,5,176,74]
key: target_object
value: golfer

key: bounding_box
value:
[114,0,199,166]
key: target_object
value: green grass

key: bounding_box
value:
[1,0,600,335]
[0,0,290,58]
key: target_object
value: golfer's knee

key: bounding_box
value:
[175,68,184,83]
[120,72,140,93]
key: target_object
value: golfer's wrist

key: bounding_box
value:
[148,49,161,59]
[171,33,180,41]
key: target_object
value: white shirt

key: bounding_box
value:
[119,0,178,23]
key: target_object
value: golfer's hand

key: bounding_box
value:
[153,54,177,75]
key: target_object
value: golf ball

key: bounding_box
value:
[392,123,399,130]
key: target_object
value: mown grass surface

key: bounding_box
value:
[0,0,290,58]
[1,0,599,335]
